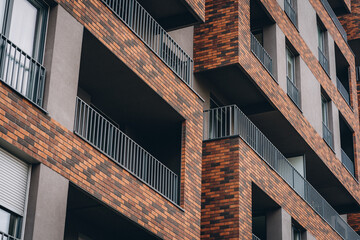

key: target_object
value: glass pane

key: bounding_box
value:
[287,49,295,82]
[0,208,11,234]
[9,0,38,57]
[0,0,6,33]
[318,26,324,52]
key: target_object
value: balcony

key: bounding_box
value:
[336,77,350,105]
[323,122,334,150]
[204,105,360,240]
[0,34,46,108]
[284,0,297,27]
[74,97,179,204]
[320,0,347,41]
[250,32,273,77]
[102,0,193,87]
[341,149,355,177]
[287,77,301,109]
[318,47,330,76]
[0,231,20,240]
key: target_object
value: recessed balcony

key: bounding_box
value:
[0,34,46,108]
[204,105,360,240]
[320,0,348,41]
[102,0,193,87]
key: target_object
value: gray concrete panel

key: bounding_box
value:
[24,164,69,240]
[266,208,292,240]
[43,5,83,131]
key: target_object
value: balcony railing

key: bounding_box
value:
[320,0,347,41]
[102,0,193,87]
[323,122,334,150]
[252,234,261,240]
[0,231,20,240]
[203,105,360,240]
[250,32,273,77]
[284,0,297,27]
[356,66,360,82]
[0,34,46,108]
[74,97,179,204]
[336,77,350,106]
[318,47,329,76]
[341,149,355,177]
[287,77,301,109]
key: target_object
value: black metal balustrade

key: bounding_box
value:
[284,0,297,27]
[287,77,301,109]
[336,77,350,106]
[318,47,329,76]
[0,231,20,240]
[341,149,355,177]
[250,32,273,77]
[102,0,193,86]
[74,97,179,204]
[322,122,334,150]
[320,0,347,41]
[0,34,46,108]
[203,105,360,240]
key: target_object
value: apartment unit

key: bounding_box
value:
[0,0,360,240]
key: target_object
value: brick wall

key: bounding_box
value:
[0,0,205,239]
[202,137,343,240]
[340,0,360,41]
[185,0,206,22]
[194,0,360,207]
[348,213,360,233]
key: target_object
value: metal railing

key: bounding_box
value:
[284,0,297,27]
[356,66,360,82]
[318,47,329,76]
[252,234,261,240]
[74,97,179,204]
[336,77,350,106]
[323,122,334,150]
[0,231,20,240]
[341,149,355,177]
[287,77,301,109]
[320,0,347,41]
[250,32,273,76]
[102,0,193,86]
[0,34,46,107]
[203,105,360,240]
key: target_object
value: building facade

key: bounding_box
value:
[0,0,359,240]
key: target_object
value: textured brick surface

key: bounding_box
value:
[202,137,343,240]
[0,0,205,239]
[185,0,206,22]
[194,0,360,207]
[348,213,360,233]
[339,0,360,41]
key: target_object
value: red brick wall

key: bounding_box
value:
[202,137,343,240]
[194,0,360,207]
[185,0,206,22]
[348,213,360,233]
[340,0,360,41]
[0,0,205,239]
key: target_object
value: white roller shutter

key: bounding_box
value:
[0,148,29,216]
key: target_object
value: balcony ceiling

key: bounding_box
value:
[137,0,199,30]
[327,0,350,15]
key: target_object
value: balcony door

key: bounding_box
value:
[0,0,47,97]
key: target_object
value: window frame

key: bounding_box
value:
[286,47,296,84]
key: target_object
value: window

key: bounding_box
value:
[292,225,301,240]
[0,207,22,238]
[0,0,48,61]
[318,24,326,54]
[321,95,329,127]
[286,47,295,83]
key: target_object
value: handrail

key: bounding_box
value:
[250,32,273,77]
[341,149,355,177]
[0,231,20,240]
[287,77,301,109]
[102,0,193,87]
[74,97,179,204]
[203,105,360,240]
[336,77,350,106]
[318,47,329,76]
[0,34,46,107]
[284,0,297,27]
[322,122,334,150]
[252,234,261,240]
[320,0,347,41]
